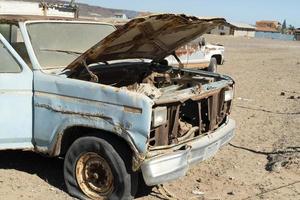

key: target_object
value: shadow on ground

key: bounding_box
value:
[135,174,155,199]
[0,150,65,190]
[0,150,154,199]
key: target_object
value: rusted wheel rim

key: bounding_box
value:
[76,152,114,199]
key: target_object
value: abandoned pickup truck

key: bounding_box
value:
[0,14,235,199]
[167,37,225,72]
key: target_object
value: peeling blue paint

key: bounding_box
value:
[33,71,153,154]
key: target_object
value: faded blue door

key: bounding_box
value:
[0,34,33,149]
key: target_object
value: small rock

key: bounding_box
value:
[271,162,283,172]
[227,191,235,195]
[192,190,204,195]
[280,92,285,96]
[237,97,253,101]
[196,178,202,183]
[257,161,261,165]
[288,95,295,99]
[228,176,234,180]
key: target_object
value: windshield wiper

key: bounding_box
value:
[40,48,83,56]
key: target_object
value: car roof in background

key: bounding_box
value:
[0,15,111,25]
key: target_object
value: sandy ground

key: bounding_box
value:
[0,35,299,200]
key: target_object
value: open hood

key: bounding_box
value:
[65,14,226,74]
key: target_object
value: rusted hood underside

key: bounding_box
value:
[65,14,226,73]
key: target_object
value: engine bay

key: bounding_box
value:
[69,61,220,100]
[69,61,233,147]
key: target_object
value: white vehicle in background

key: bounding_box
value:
[167,37,225,72]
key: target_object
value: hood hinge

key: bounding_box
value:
[82,59,99,83]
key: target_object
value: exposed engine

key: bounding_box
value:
[71,61,233,147]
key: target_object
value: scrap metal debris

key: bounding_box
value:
[266,147,300,172]
[134,83,162,99]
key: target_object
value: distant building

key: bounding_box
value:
[114,13,128,19]
[208,22,255,37]
[255,20,281,33]
[229,22,256,37]
[0,1,78,18]
[255,20,294,41]
[295,29,300,41]
[208,24,231,35]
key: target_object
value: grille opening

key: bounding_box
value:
[180,100,199,127]
[200,99,210,133]
[149,130,156,146]
[149,90,231,147]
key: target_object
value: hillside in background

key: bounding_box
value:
[3,0,140,18]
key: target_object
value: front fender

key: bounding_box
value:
[42,117,142,158]
[33,71,153,154]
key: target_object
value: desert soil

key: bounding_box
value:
[0,35,299,200]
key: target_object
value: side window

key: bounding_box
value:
[0,40,22,73]
[0,23,32,68]
[0,24,11,41]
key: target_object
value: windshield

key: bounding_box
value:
[26,22,115,70]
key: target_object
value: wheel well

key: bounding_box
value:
[59,126,134,170]
[212,54,222,64]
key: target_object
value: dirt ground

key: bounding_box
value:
[0,35,299,200]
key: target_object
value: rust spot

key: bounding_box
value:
[124,106,142,114]
[175,44,199,57]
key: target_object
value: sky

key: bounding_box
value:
[76,0,299,27]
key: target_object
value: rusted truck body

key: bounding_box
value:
[0,14,235,199]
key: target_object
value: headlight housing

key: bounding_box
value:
[152,107,167,127]
[224,89,234,102]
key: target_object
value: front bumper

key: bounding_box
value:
[141,118,235,186]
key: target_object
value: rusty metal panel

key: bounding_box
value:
[198,102,202,136]
[154,124,169,146]
[208,94,219,130]
[170,105,180,144]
